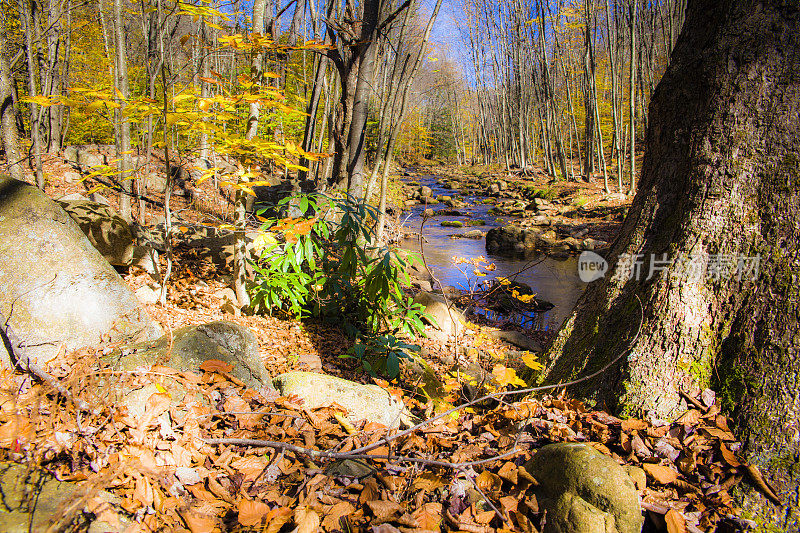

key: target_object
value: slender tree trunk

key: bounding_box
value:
[112,0,133,222]
[344,0,382,198]
[233,0,268,311]
[543,0,800,527]
[628,0,638,194]
[0,40,25,183]
[19,0,44,189]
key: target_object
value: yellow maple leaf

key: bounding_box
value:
[522,352,543,371]
[492,365,526,388]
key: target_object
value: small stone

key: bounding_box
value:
[174,467,202,486]
[135,285,160,305]
[413,292,464,336]
[62,171,81,183]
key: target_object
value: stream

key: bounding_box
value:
[399,173,586,331]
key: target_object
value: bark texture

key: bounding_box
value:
[0,41,25,183]
[542,1,800,528]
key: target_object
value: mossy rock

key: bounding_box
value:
[440,220,463,228]
[525,443,643,533]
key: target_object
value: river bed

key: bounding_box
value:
[399,173,586,331]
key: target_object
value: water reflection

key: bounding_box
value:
[399,173,586,331]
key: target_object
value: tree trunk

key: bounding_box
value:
[628,0,637,193]
[0,40,25,183]
[19,0,44,189]
[112,0,133,222]
[543,1,800,527]
[344,0,381,198]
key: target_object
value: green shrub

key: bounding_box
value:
[249,193,428,377]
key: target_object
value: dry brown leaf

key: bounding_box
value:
[744,464,782,505]
[719,443,741,467]
[476,471,503,495]
[474,510,495,525]
[497,461,518,484]
[199,359,234,373]
[702,426,735,441]
[237,499,271,527]
[643,463,680,485]
[179,502,219,533]
[498,495,519,514]
[229,455,269,481]
[412,502,442,530]
[412,472,445,493]
[223,395,262,429]
[0,417,32,448]
[265,507,293,533]
[366,500,402,522]
[133,475,154,507]
[322,501,355,531]
[294,506,321,533]
[676,409,701,426]
[665,509,687,533]
[621,418,648,431]
[359,477,381,505]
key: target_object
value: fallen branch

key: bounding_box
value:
[205,298,644,465]
[0,310,98,415]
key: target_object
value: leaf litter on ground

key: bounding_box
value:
[0,339,768,533]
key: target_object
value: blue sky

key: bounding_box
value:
[421,0,470,69]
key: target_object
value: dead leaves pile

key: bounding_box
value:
[0,354,771,533]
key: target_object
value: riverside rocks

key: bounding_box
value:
[486,224,608,256]
[398,169,619,258]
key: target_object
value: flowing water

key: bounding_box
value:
[399,173,586,331]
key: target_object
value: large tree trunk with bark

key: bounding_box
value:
[542,1,800,528]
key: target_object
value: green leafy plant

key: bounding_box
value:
[249,193,429,377]
[249,194,330,317]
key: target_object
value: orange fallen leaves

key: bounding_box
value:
[643,463,680,485]
[237,498,271,526]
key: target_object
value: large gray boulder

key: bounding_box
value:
[413,291,464,336]
[525,443,643,533]
[0,176,161,368]
[115,321,273,392]
[485,225,541,255]
[273,371,411,428]
[57,198,137,267]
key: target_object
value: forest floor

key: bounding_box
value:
[0,154,769,532]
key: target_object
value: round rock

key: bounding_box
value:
[525,443,643,533]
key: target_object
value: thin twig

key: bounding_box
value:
[0,311,98,415]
